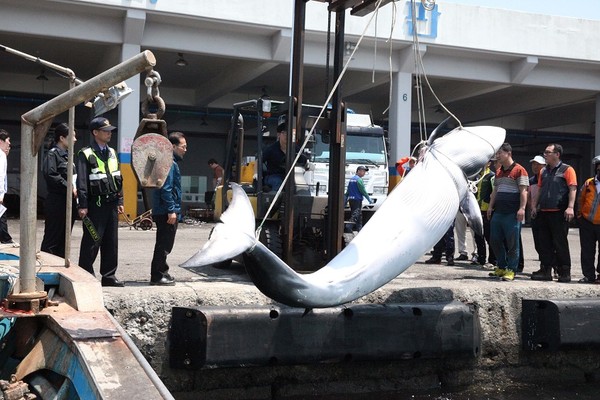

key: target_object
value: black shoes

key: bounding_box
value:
[531,268,552,281]
[446,257,455,266]
[150,276,175,286]
[456,254,469,261]
[101,278,125,287]
[425,257,454,266]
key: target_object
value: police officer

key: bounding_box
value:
[41,123,77,257]
[76,117,124,287]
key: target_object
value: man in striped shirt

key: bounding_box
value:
[486,143,529,281]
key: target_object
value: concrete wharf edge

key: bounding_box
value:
[14,220,600,398]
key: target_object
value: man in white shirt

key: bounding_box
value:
[0,130,14,244]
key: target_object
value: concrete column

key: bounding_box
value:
[119,9,146,218]
[388,71,412,188]
[119,43,142,218]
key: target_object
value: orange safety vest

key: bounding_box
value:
[578,177,600,224]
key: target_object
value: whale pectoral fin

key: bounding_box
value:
[460,190,483,237]
[427,116,453,146]
[180,183,256,268]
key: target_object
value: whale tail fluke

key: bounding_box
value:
[180,183,256,268]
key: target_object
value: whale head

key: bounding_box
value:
[428,126,505,178]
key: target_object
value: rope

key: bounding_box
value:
[256,0,386,238]
[409,0,462,143]
[382,1,398,115]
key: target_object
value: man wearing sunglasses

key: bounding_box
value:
[530,144,577,283]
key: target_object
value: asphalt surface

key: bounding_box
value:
[9,217,591,287]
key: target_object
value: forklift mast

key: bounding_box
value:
[286,0,391,262]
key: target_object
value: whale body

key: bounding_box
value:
[181,126,506,308]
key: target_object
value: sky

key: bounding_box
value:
[441,0,600,20]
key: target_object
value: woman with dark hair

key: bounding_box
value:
[41,123,77,257]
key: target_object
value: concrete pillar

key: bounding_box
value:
[388,71,412,188]
[119,9,146,218]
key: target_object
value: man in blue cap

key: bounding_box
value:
[76,116,124,287]
[345,165,373,232]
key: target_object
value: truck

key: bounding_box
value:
[303,112,389,220]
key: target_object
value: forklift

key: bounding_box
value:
[215,98,332,270]
[214,0,395,271]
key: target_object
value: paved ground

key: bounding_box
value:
[9,218,592,287]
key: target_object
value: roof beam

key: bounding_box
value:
[511,56,538,84]
[123,9,146,45]
[195,61,278,106]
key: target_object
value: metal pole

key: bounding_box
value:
[0,44,83,85]
[283,0,307,263]
[64,81,76,268]
[326,9,347,260]
[19,50,156,295]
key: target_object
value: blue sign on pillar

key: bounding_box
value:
[406,3,441,39]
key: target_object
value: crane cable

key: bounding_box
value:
[256,0,386,239]
[411,0,463,146]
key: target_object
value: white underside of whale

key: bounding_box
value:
[181,126,506,307]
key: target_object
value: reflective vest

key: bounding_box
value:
[578,177,600,224]
[477,167,494,211]
[81,147,122,197]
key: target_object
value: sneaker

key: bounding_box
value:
[489,268,506,277]
[472,256,485,266]
[447,258,455,266]
[501,270,515,281]
[425,257,442,264]
[482,263,496,270]
[456,254,469,261]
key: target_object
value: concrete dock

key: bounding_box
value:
[10,219,600,399]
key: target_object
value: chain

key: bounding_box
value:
[141,69,165,119]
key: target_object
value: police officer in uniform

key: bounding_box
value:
[76,117,124,287]
[41,123,77,257]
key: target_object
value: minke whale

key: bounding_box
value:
[181,126,506,308]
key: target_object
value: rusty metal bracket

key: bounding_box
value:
[3,277,48,313]
[0,375,36,400]
[3,291,48,314]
